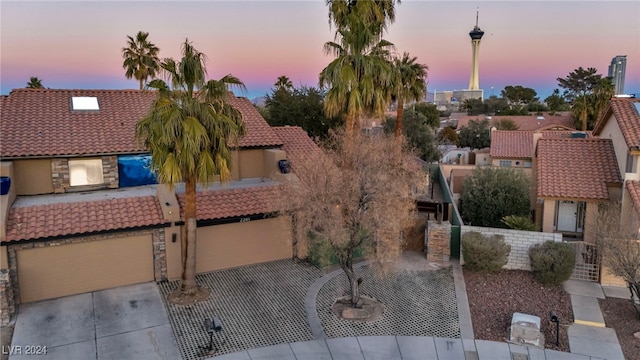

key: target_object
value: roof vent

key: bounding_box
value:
[71,96,99,110]
[571,132,587,138]
[536,116,544,121]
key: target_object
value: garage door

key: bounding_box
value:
[196,217,292,273]
[17,234,154,303]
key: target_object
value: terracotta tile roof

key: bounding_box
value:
[456,114,575,131]
[490,130,587,159]
[272,126,322,161]
[177,184,280,221]
[490,131,534,159]
[627,180,640,211]
[227,96,282,148]
[536,138,622,200]
[0,89,281,158]
[593,97,640,151]
[2,195,167,243]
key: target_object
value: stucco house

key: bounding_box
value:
[534,137,622,242]
[0,88,318,322]
[592,97,640,237]
[456,113,575,132]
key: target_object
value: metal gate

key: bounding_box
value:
[566,242,600,282]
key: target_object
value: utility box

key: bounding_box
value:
[509,312,544,347]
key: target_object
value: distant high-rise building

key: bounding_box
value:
[468,8,484,91]
[608,55,627,95]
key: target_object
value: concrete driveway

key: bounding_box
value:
[9,282,180,360]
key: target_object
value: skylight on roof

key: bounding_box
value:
[71,96,99,110]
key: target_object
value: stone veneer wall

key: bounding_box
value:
[51,155,119,193]
[6,228,167,305]
[0,269,14,325]
[461,225,562,270]
[427,221,451,262]
[51,158,69,193]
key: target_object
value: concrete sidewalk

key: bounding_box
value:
[211,336,607,360]
[563,280,625,360]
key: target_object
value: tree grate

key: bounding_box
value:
[158,259,323,360]
[316,265,461,339]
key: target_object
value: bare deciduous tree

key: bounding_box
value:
[594,201,640,317]
[280,131,425,307]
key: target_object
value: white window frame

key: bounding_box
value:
[68,158,104,186]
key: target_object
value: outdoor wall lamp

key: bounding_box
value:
[550,311,559,346]
[171,233,177,243]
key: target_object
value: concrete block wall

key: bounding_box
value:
[461,225,562,270]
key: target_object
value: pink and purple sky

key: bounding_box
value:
[1,1,639,101]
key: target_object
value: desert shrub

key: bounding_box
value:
[502,215,538,231]
[461,231,511,272]
[528,241,576,285]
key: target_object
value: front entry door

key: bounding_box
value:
[556,201,578,232]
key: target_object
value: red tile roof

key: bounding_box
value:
[456,114,575,131]
[536,138,622,200]
[490,130,587,159]
[2,195,167,243]
[272,126,322,161]
[177,184,280,221]
[0,89,281,158]
[593,97,640,151]
[627,180,640,211]
[490,131,534,159]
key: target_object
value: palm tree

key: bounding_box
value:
[392,52,428,138]
[592,77,615,124]
[327,0,399,34]
[26,77,44,89]
[122,31,160,90]
[274,75,293,92]
[572,94,591,131]
[136,39,246,303]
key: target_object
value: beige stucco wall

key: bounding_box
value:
[238,149,265,179]
[541,199,556,233]
[0,246,7,270]
[156,184,183,280]
[11,159,54,195]
[491,158,533,169]
[601,264,628,287]
[598,115,628,179]
[439,164,476,179]
[194,217,292,274]
[264,149,287,180]
[474,151,492,166]
[0,162,17,239]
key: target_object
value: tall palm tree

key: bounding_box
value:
[392,52,428,138]
[592,77,615,124]
[122,31,160,90]
[136,39,246,303]
[572,94,591,131]
[327,0,399,35]
[26,76,44,89]
[274,75,293,92]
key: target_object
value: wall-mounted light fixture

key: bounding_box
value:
[171,233,177,243]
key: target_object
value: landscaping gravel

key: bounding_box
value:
[464,268,573,352]
[600,296,640,360]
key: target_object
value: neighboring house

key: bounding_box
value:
[456,114,575,132]
[490,129,590,169]
[534,138,622,242]
[592,97,640,237]
[0,89,319,321]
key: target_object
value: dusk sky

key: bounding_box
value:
[1,1,639,101]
